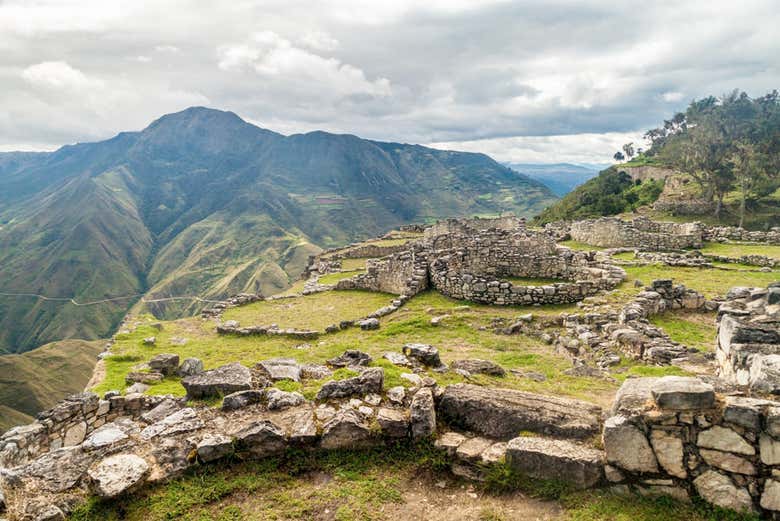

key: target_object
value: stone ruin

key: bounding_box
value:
[310,216,626,307]
[564,216,704,250]
[717,284,780,393]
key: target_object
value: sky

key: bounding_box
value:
[0,0,778,164]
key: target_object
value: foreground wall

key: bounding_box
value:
[569,217,704,250]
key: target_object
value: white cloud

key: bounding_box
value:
[22,61,104,91]
[662,91,685,102]
[298,31,339,52]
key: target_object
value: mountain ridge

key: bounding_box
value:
[0,107,557,354]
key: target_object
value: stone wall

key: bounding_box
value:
[335,248,429,297]
[0,392,170,469]
[423,215,525,243]
[569,217,704,250]
[704,226,780,245]
[604,376,780,516]
[717,285,780,393]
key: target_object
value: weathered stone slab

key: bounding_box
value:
[234,420,286,457]
[88,454,149,498]
[697,426,754,456]
[603,415,657,473]
[256,358,302,382]
[182,362,252,399]
[506,436,604,489]
[693,470,754,514]
[435,431,466,456]
[650,376,715,410]
[439,384,601,440]
[650,429,685,478]
[450,359,506,376]
[410,387,436,439]
[320,410,372,449]
[700,449,756,475]
[376,407,408,438]
[761,479,780,511]
[221,390,264,411]
[265,389,306,410]
[82,425,129,451]
[141,408,204,439]
[197,434,233,463]
[456,437,493,463]
[178,357,203,377]
[149,353,180,376]
[760,433,780,465]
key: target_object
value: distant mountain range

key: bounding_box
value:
[0,107,557,355]
[507,163,603,196]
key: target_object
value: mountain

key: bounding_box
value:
[0,107,557,355]
[507,163,601,196]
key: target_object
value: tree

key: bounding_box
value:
[622,142,635,160]
[613,151,625,162]
[729,141,766,228]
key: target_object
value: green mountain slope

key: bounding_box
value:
[508,163,601,196]
[0,107,557,354]
[0,339,104,431]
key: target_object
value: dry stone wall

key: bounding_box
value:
[604,375,780,517]
[335,248,429,296]
[717,285,780,393]
[569,217,704,250]
[705,226,780,244]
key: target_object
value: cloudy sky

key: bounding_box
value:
[1,0,778,163]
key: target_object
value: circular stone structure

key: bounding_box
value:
[428,228,626,305]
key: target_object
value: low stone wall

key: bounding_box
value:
[423,215,525,242]
[604,376,780,516]
[569,217,704,250]
[335,249,429,297]
[704,226,780,245]
[0,392,170,469]
[704,253,779,269]
[717,285,780,393]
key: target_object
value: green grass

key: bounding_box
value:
[318,270,365,285]
[94,291,623,406]
[698,241,780,260]
[558,240,601,251]
[222,290,395,330]
[650,312,717,352]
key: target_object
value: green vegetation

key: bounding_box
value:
[650,312,717,352]
[0,339,104,430]
[534,168,663,224]
[68,443,758,521]
[698,241,780,260]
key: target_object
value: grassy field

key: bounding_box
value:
[69,443,758,521]
[93,290,657,407]
[698,241,780,260]
[649,312,717,352]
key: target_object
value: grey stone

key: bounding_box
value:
[125,382,150,394]
[760,433,780,465]
[256,358,302,382]
[140,398,182,424]
[700,449,756,475]
[197,434,233,463]
[300,364,332,380]
[723,396,763,431]
[125,372,163,384]
[611,377,658,416]
[63,421,87,446]
[650,429,686,478]
[603,415,658,473]
[435,432,467,456]
[182,362,252,398]
[383,352,412,367]
[316,367,383,400]
[456,436,493,462]
[288,410,318,444]
[88,453,149,498]
[221,390,264,411]
[650,376,715,410]
[766,407,780,438]
[481,442,507,465]
[148,353,180,376]
[761,479,780,511]
[439,383,602,440]
[82,425,128,451]
[697,426,755,456]
[327,350,372,368]
[265,388,306,410]
[141,408,204,439]
[320,410,373,449]
[693,470,754,514]
[386,386,406,405]
[506,436,604,489]
[234,420,287,457]
[450,359,506,376]
[178,357,204,377]
[358,318,380,330]
[402,343,442,367]
[410,387,436,439]
[376,407,409,438]
[400,373,422,386]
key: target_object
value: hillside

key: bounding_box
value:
[0,107,557,355]
[534,91,780,226]
[507,163,601,196]
[0,339,104,430]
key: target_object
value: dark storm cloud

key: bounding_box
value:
[0,0,777,162]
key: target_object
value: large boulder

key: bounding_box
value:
[320,410,373,449]
[87,454,149,498]
[650,376,715,410]
[182,362,252,398]
[403,343,442,367]
[438,384,602,440]
[506,437,604,489]
[148,353,180,376]
[316,368,384,400]
[376,408,409,438]
[178,357,204,377]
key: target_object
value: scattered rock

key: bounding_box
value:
[88,454,149,498]
[320,410,373,449]
[221,390,265,411]
[402,343,442,367]
[182,362,252,399]
[234,420,287,457]
[148,353,180,376]
[300,364,332,380]
[140,398,182,424]
[125,372,163,385]
[386,386,406,405]
[125,382,150,394]
[142,337,156,346]
[197,434,234,463]
[400,373,423,386]
[256,358,302,382]
[316,368,384,400]
[376,408,409,438]
[265,388,306,410]
[358,318,380,330]
[141,408,204,439]
[82,425,129,451]
[383,352,412,367]
[435,431,467,456]
[327,350,372,368]
[178,357,203,377]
